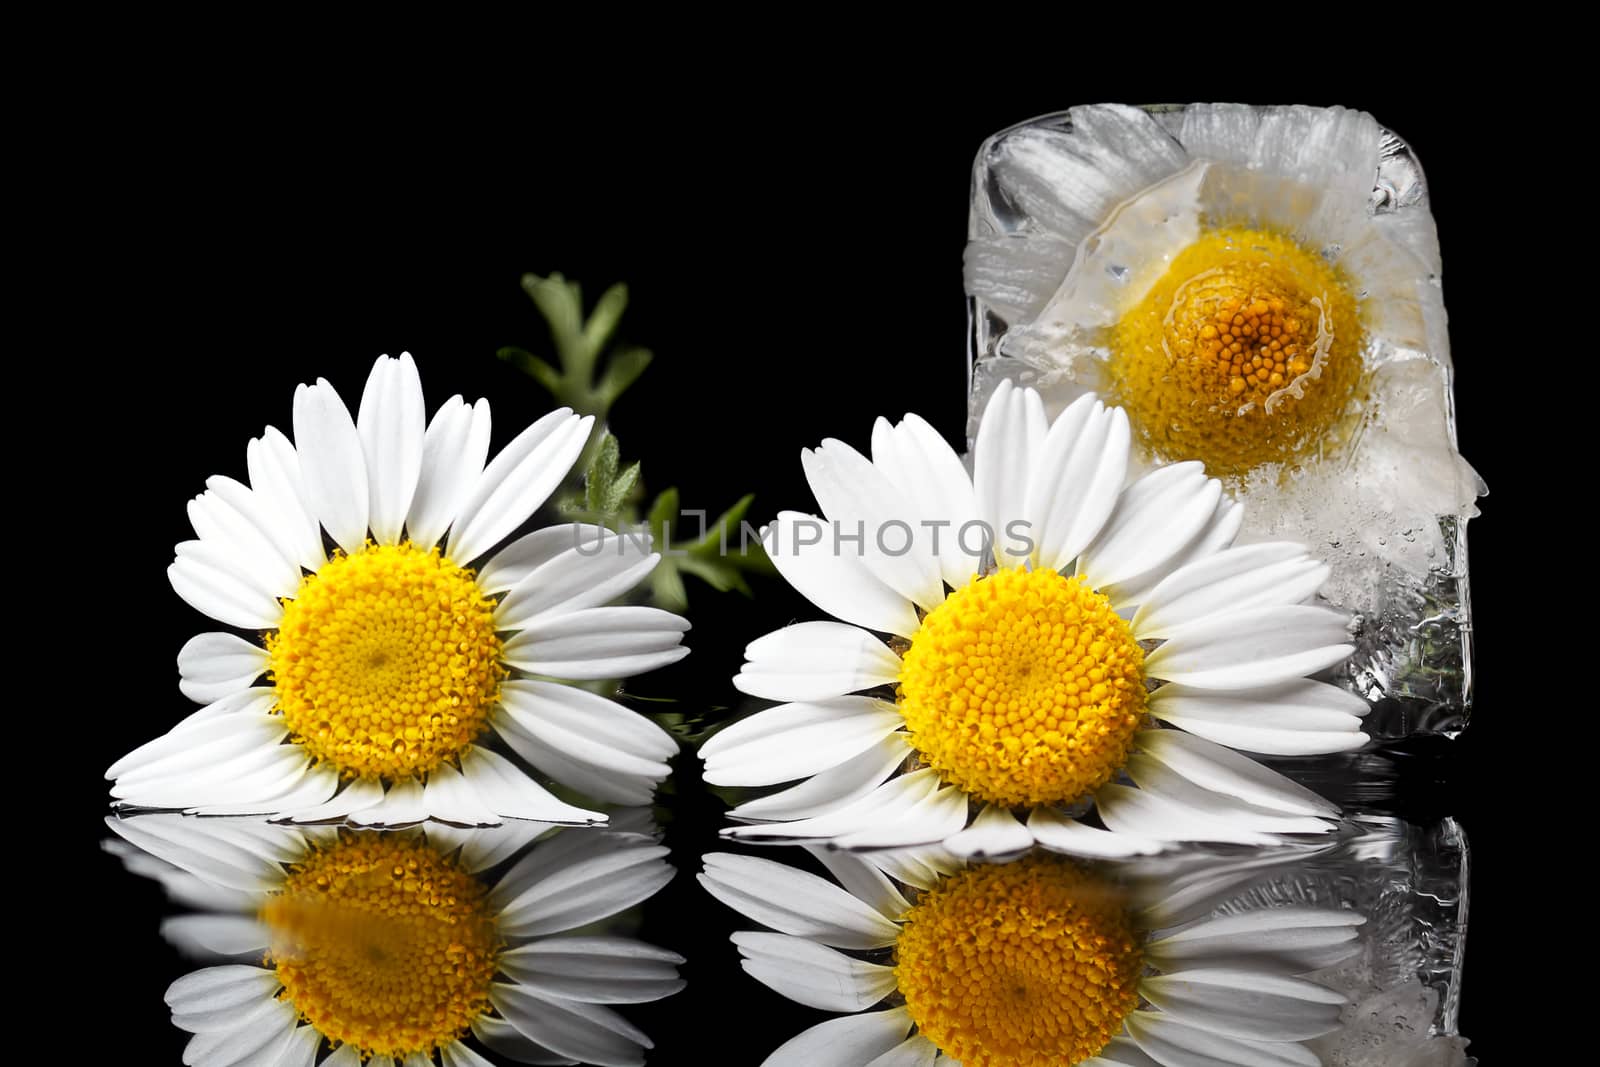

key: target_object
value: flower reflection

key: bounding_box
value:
[106,814,681,1066]
[702,831,1474,1066]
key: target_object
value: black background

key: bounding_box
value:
[57,81,1523,1064]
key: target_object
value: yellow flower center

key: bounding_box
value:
[898,568,1146,809]
[894,855,1144,1066]
[1107,225,1364,476]
[261,833,501,1060]
[267,542,505,781]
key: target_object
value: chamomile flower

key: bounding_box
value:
[964,103,1481,613]
[700,846,1362,1066]
[706,382,1367,857]
[106,814,682,1067]
[108,353,686,825]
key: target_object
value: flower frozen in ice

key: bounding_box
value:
[705,383,1366,857]
[701,846,1362,1066]
[106,814,682,1066]
[108,353,686,825]
[964,103,1482,614]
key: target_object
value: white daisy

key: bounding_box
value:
[107,352,687,826]
[705,381,1368,857]
[700,846,1363,1066]
[963,103,1481,621]
[106,814,682,1067]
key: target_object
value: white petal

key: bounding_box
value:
[1024,394,1131,571]
[1124,755,1337,834]
[177,633,269,704]
[477,523,610,594]
[1132,544,1328,640]
[246,427,326,570]
[764,511,922,638]
[802,439,944,610]
[1096,783,1282,845]
[179,991,295,1066]
[470,1016,573,1066]
[360,776,428,826]
[729,733,911,823]
[864,1035,940,1067]
[407,395,492,550]
[499,935,684,1003]
[495,834,674,939]
[1105,495,1243,613]
[1084,1036,1165,1067]
[1145,966,1344,1043]
[1126,1010,1320,1067]
[698,853,901,949]
[280,775,386,823]
[161,914,269,956]
[723,769,938,844]
[872,412,980,588]
[1146,908,1366,974]
[945,804,1035,859]
[806,847,912,918]
[1027,807,1164,858]
[733,931,896,1011]
[459,746,605,824]
[835,781,970,851]
[440,1040,499,1067]
[735,621,902,702]
[291,377,369,553]
[1143,605,1353,689]
[502,606,688,680]
[762,1008,913,1067]
[973,380,1049,567]
[357,353,426,544]
[166,965,279,1016]
[169,543,283,630]
[496,679,676,779]
[1135,729,1340,817]
[448,409,592,563]
[191,480,302,596]
[491,984,650,1067]
[496,531,659,629]
[1149,681,1368,755]
[702,698,906,787]
[106,689,276,779]
[1079,462,1222,590]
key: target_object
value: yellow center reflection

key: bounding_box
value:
[261,833,501,1059]
[898,568,1146,808]
[895,855,1144,1066]
[1107,225,1364,476]
[267,543,505,780]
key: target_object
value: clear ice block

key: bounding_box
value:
[964,105,1481,738]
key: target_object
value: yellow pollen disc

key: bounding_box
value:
[262,833,501,1060]
[898,567,1146,808]
[267,542,504,781]
[1107,225,1364,476]
[895,855,1145,1066]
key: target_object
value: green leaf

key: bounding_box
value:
[583,282,630,358]
[595,346,654,408]
[582,432,642,517]
[495,347,563,393]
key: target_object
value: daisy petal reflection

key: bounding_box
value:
[709,384,1364,856]
[106,814,682,1067]
[107,353,687,825]
[700,844,1360,1067]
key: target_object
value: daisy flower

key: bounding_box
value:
[108,353,687,825]
[705,382,1367,857]
[963,103,1481,645]
[106,814,682,1067]
[700,846,1363,1066]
